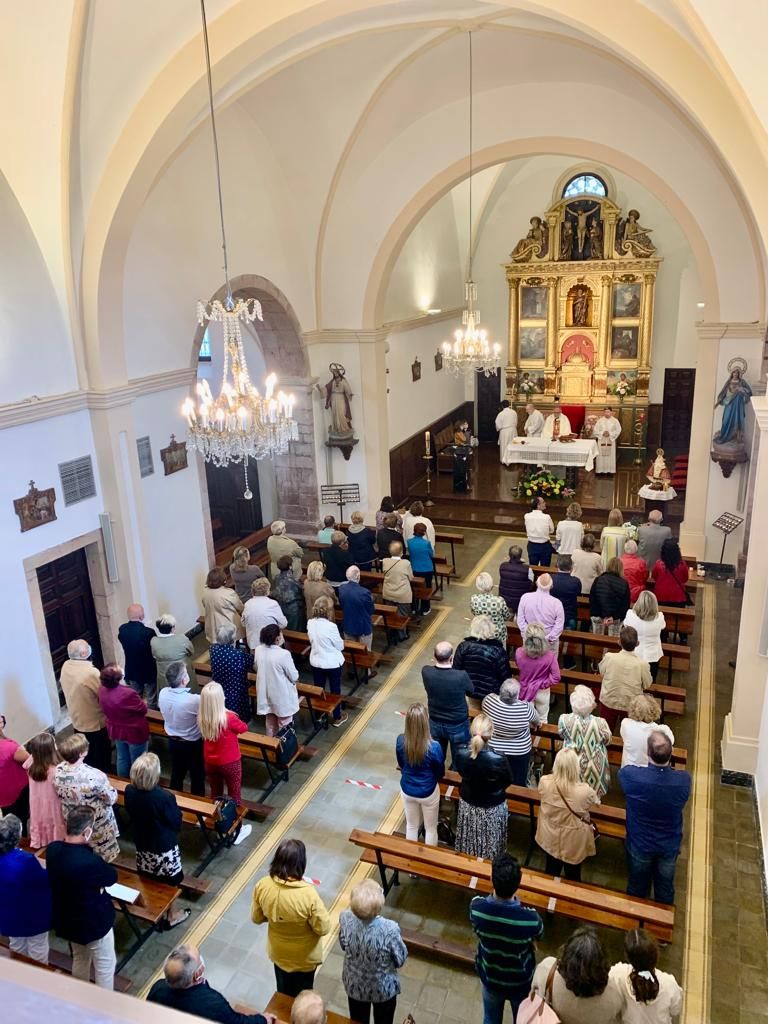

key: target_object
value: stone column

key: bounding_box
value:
[679,323,723,558]
[507,277,520,367]
[273,376,320,534]
[597,274,612,369]
[358,334,391,509]
[545,277,558,371]
[639,273,655,371]
[721,396,768,776]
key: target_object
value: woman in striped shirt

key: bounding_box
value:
[481,679,540,787]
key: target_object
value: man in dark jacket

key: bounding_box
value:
[376,514,403,560]
[46,805,117,989]
[323,532,354,584]
[338,566,375,652]
[118,603,157,708]
[498,546,534,613]
[148,943,270,1023]
[551,554,582,668]
[453,616,510,700]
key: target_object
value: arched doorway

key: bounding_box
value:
[191,274,320,551]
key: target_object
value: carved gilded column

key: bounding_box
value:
[545,276,558,370]
[597,274,612,368]
[507,276,520,366]
[639,272,655,370]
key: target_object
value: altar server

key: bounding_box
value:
[541,399,572,440]
[495,401,518,463]
[524,402,545,438]
[594,407,622,474]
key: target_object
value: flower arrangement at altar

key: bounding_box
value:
[520,468,575,500]
[610,375,635,398]
[517,373,538,396]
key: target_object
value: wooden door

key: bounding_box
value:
[205,460,262,549]
[476,370,502,443]
[36,549,103,704]
[661,368,695,451]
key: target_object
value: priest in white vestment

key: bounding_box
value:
[594,407,622,473]
[524,402,545,437]
[495,401,518,462]
[541,400,572,440]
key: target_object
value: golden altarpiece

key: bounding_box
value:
[504,186,661,450]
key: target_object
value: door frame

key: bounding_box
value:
[23,530,120,728]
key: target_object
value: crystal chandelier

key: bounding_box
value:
[181,0,297,478]
[441,31,501,378]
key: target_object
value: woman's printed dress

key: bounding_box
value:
[53,760,120,861]
[557,712,612,799]
[470,593,511,641]
[210,643,253,723]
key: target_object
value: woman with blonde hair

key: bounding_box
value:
[455,714,511,859]
[624,590,666,681]
[198,681,248,804]
[347,510,378,569]
[303,560,335,619]
[470,572,511,640]
[620,694,674,768]
[54,733,120,862]
[515,622,560,722]
[556,502,584,555]
[267,519,304,579]
[201,567,243,645]
[558,685,612,798]
[536,747,598,880]
[339,878,408,1024]
[395,703,444,846]
[307,596,347,727]
[572,532,603,595]
[229,545,264,603]
[600,508,627,568]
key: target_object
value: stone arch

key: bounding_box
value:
[192,274,318,535]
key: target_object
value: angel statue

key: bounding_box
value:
[714,359,752,445]
[317,363,354,438]
[616,209,656,258]
[510,216,549,262]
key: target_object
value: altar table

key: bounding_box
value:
[502,437,599,473]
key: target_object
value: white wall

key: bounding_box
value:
[755,665,768,867]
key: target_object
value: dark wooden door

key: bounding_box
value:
[661,368,695,451]
[205,460,262,549]
[476,370,502,443]
[37,549,103,704]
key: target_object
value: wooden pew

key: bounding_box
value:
[531,723,688,769]
[282,628,383,693]
[359,569,436,606]
[215,525,274,574]
[506,623,691,685]
[574,595,695,638]
[551,668,686,719]
[349,829,674,942]
[266,992,354,1024]
[0,937,133,991]
[145,709,308,799]
[530,562,697,596]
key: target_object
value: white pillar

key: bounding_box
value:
[721,397,768,776]
[358,334,391,509]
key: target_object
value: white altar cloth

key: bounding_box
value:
[637,484,678,501]
[502,437,599,473]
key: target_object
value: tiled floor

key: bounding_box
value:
[82,529,766,1023]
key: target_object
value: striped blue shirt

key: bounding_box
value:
[470,894,543,992]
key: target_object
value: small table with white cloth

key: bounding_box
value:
[502,437,600,473]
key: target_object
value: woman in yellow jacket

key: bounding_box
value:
[251,838,331,995]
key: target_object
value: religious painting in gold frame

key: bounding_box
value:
[519,326,546,362]
[613,281,641,318]
[610,326,639,361]
[520,285,547,320]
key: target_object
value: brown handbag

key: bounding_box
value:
[555,783,600,841]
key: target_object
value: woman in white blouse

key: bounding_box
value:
[623,591,665,681]
[609,928,682,1023]
[555,502,584,555]
[253,623,299,736]
[620,694,674,768]
[307,596,348,727]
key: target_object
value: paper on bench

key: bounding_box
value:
[106,882,140,903]
[469,876,478,890]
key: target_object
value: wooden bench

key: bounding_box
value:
[0,937,133,990]
[435,529,464,575]
[108,774,249,878]
[282,629,383,693]
[215,525,274,573]
[145,709,307,799]
[332,603,410,652]
[266,992,354,1024]
[574,595,695,638]
[359,569,436,607]
[530,723,688,769]
[506,623,691,685]
[349,829,674,942]
[551,667,686,719]
[530,562,697,596]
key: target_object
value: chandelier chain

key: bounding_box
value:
[468,30,473,283]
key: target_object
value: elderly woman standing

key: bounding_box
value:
[307,596,347,728]
[624,590,666,681]
[324,531,354,585]
[268,520,304,580]
[555,502,584,555]
[571,533,603,595]
[304,561,335,619]
[557,685,612,800]
[254,624,300,737]
[54,733,120,862]
[620,695,674,768]
[271,555,306,631]
[622,540,649,604]
[201,568,243,645]
[151,615,194,693]
[454,615,510,701]
[470,572,511,641]
[242,577,287,651]
[600,508,627,568]
[347,511,379,569]
[455,715,512,860]
[229,545,264,603]
[515,622,561,723]
[340,879,408,1024]
[536,747,598,881]
[210,624,253,723]
[98,664,149,777]
[482,679,539,787]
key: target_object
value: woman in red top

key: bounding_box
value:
[651,539,690,643]
[198,681,248,803]
[98,664,149,777]
[0,714,30,826]
[621,540,649,604]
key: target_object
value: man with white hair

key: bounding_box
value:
[338,566,376,661]
[158,662,205,795]
[148,942,271,1022]
[593,406,621,474]
[267,519,304,579]
[637,510,672,571]
[524,402,544,438]
[291,992,326,1024]
[59,638,110,772]
[495,400,518,463]
[516,574,565,652]
[150,614,193,692]
[118,603,157,708]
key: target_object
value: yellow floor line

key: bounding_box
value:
[454,534,517,587]
[682,584,715,1023]
[137,605,452,998]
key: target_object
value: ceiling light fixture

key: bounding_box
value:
[441,31,501,378]
[182,0,297,488]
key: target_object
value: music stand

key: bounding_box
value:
[710,512,744,580]
[320,484,361,525]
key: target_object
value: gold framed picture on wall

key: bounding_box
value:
[519,326,547,361]
[520,285,548,320]
[610,326,639,360]
[613,282,642,318]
